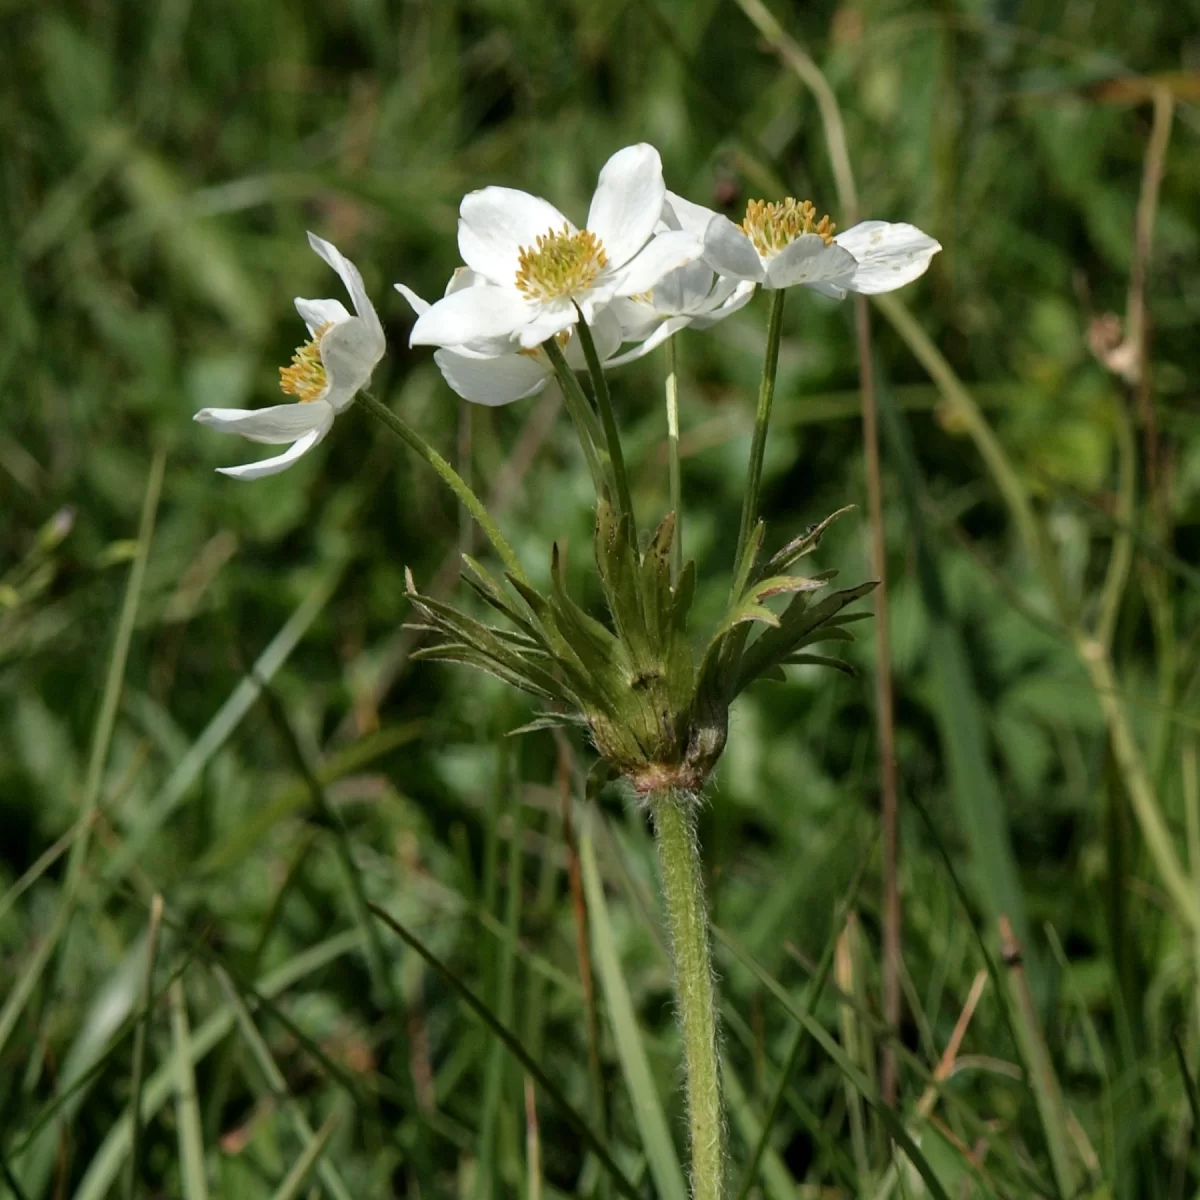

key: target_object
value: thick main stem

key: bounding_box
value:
[649,791,724,1200]
[733,288,785,582]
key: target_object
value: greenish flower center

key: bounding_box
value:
[515,224,608,300]
[741,198,836,258]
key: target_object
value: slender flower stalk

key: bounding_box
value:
[356,391,529,585]
[733,288,786,580]
[541,336,611,502]
[575,309,636,532]
[649,790,724,1200]
[665,334,683,585]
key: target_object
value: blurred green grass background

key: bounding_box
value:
[3,0,1200,1195]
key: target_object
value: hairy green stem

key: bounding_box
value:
[650,791,724,1200]
[576,311,636,533]
[357,391,527,585]
[665,335,683,585]
[541,337,610,503]
[734,288,785,582]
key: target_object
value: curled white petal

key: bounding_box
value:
[393,282,430,317]
[834,221,941,294]
[690,279,756,328]
[215,426,330,480]
[663,191,722,241]
[459,188,573,287]
[764,236,856,290]
[319,318,385,411]
[702,216,765,282]
[610,230,703,297]
[606,315,694,367]
[513,300,576,350]
[306,233,383,340]
[194,402,334,444]
[411,286,537,348]
[434,349,550,406]
[295,297,351,336]
[586,144,665,270]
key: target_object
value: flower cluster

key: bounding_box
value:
[195,143,939,473]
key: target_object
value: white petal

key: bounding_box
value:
[834,221,941,294]
[514,301,577,350]
[586,144,666,269]
[764,236,857,290]
[393,282,430,316]
[562,306,624,369]
[445,266,486,295]
[306,233,384,338]
[320,318,385,411]
[609,297,661,344]
[295,297,351,336]
[410,286,537,348]
[606,316,693,367]
[609,230,703,297]
[434,349,549,406]
[194,402,333,444]
[663,191,722,241]
[216,427,329,480]
[690,279,756,329]
[458,187,573,287]
[702,216,765,282]
[654,260,717,315]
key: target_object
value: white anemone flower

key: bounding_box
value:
[409,144,702,352]
[700,196,941,296]
[194,233,385,479]
[606,191,756,364]
[397,269,622,405]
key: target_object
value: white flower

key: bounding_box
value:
[409,144,702,352]
[397,269,623,405]
[606,191,756,364]
[194,233,385,479]
[700,197,941,296]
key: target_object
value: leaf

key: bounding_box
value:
[780,653,858,677]
[732,581,877,697]
[579,828,689,1200]
[765,505,856,573]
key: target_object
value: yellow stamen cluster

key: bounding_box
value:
[279,322,333,402]
[515,225,608,301]
[741,198,836,257]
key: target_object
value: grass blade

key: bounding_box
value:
[874,362,1033,957]
[169,977,209,1200]
[69,931,362,1200]
[0,451,164,1065]
[713,927,954,1200]
[102,564,343,887]
[125,894,165,1200]
[579,822,689,1200]
[212,967,354,1200]
[267,1112,341,1200]
[366,902,643,1200]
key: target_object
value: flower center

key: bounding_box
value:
[515,225,608,301]
[741,198,836,258]
[279,322,333,402]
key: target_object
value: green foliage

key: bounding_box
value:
[2,0,1200,1196]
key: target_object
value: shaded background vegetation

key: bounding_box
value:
[3,0,1199,1195]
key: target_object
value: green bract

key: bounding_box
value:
[406,501,874,794]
